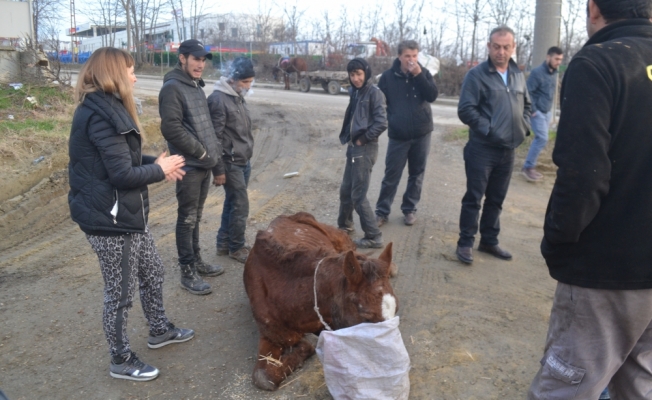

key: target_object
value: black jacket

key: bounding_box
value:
[339,80,387,145]
[542,19,652,289]
[377,58,438,141]
[207,77,253,174]
[68,91,165,235]
[159,66,221,170]
[458,58,531,149]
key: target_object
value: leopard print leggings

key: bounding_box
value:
[87,230,170,358]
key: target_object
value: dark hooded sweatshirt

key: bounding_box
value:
[542,19,652,289]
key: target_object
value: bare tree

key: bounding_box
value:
[561,0,588,60]
[80,0,123,48]
[32,0,65,46]
[282,1,306,52]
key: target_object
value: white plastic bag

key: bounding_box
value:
[418,52,440,76]
[316,316,410,400]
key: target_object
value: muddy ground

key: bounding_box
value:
[0,89,558,399]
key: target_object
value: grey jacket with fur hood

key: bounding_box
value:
[207,77,253,175]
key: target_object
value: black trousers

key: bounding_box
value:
[175,168,211,265]
[458,141,514,248]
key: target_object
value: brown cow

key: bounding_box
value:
[273,57,308,90]
[243,212,398,391]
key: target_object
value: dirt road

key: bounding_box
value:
[0,85,556,399]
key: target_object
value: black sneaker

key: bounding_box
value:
[110,352,159,381]
[148,323,195,349]
[354,237,384,249]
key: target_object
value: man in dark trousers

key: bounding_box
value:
[528,1,652,398]
[522,46,563,182]
[337,58,387,249]
[208,57,255,263]
[456,26,531,265]
[375,40,438,227]
[159,39,224,295]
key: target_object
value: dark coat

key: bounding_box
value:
[458,58,531,149]
[527,61,558,114]
[207,77,253,174]
[68,91,165,235]
[542,19,652,289]
[159,66,221,170]
[377,58,438,141]
[338,80,388,145]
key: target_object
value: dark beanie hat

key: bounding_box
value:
[229,57,256,81]
[347,58,372,87]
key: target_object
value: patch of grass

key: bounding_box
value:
[0,119,57,132]
[443,127,469,142]
[0,84,73,111]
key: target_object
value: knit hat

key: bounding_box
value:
[229,57,256,81]
[347,58,372,88]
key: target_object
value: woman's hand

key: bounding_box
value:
[155,151,186,182]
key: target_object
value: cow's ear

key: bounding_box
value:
[343,250,363,286]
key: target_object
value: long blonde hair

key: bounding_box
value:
[75,47,140,128]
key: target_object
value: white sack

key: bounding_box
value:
[316,316,410,400]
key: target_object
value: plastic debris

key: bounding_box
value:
[9,83,23,90]
[8,115,14,120]
[26,96,37,105]
[283,172,299,178]
[33,156,45,165]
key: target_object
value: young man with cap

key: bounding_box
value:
[208,57,256,263]
[159,39,224,295]
[337,57,387,248]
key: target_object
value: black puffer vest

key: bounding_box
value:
[68,91,165,235]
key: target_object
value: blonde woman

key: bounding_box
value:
[68,47,192,381]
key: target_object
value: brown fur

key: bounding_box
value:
[243,212,397,391]
[273,57,308,90]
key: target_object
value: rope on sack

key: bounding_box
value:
[313,257,333,331]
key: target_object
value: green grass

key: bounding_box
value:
[0,119,57,132]
[0,85,73,111]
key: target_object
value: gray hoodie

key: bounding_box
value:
[207,77,253,175]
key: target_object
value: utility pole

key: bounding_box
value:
[69,0,77,63]
[532,0,562,67]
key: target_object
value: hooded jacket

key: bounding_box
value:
[377,58,438,141]
[68,91,165,235]
[542,19,652,290]
[458,58,531,149]
[159,66,221,170]
[207,77,254,173]
[339,58,388,145]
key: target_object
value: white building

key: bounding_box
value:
[269,40,329,56]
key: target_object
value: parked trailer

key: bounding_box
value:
[298,70,349,95]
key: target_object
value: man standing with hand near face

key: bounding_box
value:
[208,57,256,263]
[375,40,438,228]
[159,39,224,295]
[455,26,531,265]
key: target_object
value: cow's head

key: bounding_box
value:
[335,242,397,329]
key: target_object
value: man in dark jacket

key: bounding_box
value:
[375,40,438,227]
[207,57,255,263]
[528,1,652,398]
[337,58,388,248]
[159,39,223,295]
[522,46,563,182]
[456,26,531,265]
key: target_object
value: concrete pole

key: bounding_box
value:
[532,0,562,67]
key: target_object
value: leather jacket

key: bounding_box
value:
[338,81,388,145]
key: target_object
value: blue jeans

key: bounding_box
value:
[176,168,211,265]
[524,111,551,169]
[458,141,514,248]
[375,133,431,217]
[338,142,381,240]
[217,161,251,253]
